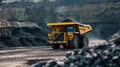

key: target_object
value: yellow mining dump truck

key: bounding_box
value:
[47,19,92,49]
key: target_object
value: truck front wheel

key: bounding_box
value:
[52,44,60,49]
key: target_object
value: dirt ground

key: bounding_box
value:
[0,39,106,67]
[0,46,69,67]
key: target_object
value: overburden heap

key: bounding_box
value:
[32,32,120,67]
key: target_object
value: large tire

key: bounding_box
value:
[68,35,79,49]
[79,35,89,48]
[84,37,89,47]
[63,44,69,49]
[52,44,60,49]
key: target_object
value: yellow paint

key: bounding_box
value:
[79,25,92,34]
[67,32,74,39]
[47,22,80,26]
[50,41,67,44]
[47,21,92,45]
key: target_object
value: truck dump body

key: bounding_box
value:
[47,22,92,34]
[47,22,80,26]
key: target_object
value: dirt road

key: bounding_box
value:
[0,39,106,67]
[0,46,71,67]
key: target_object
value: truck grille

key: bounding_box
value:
[54,33,64,42]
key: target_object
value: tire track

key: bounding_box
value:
[0,46,69,63]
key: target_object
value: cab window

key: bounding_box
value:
[67,25,75,32]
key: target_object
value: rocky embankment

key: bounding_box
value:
[0,1,120,22]
[31,31,120,67]
[0,19,120,48]
[0,19,49,48]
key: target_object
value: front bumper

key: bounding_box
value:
[50,41,67,44]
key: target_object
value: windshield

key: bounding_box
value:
[67,25,74,32]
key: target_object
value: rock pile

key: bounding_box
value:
[0,20,49,47]
[107,31,120,44]
[31,32,120,67]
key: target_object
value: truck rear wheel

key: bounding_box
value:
[52,44,60,49]
[79,35,89,48]
[84,37,89,47]
[68,35,79,49]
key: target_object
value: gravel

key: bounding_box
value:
[31,32,120,67]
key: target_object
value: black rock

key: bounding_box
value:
[32,39,120,67]
[31,62,46,67]
[66,51,72,58]
[73,49,79,55]
[47,59,57,65]
[114,38,120,45]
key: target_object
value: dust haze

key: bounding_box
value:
[0,0,120,67]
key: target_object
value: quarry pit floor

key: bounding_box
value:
[0,39,106,67]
